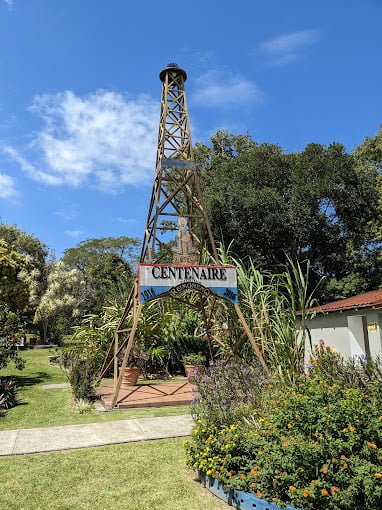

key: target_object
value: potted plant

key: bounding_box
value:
[121,347,147,387]
[182,352,206,383]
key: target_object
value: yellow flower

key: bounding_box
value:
[375,473,382,479]
[289,485,297,492]
[257,450,264,456]
[321,489,329,496]
[287,423,293,429]
[256,490,263,498]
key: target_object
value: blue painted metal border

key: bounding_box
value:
[198,472,299,510]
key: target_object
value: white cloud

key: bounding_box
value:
[4,90,158,192]
[116,216,137,224]
[3,0,13,8]
[0,172,18,199]
[54,203,79,221]
[65,230,83,238]
[259,29,320,66]
[192,70,263,109]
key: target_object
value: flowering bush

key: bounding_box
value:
[192,358,268,427]
[185,351,382,509]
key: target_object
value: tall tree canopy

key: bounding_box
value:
[62,236,140,315]
[196,130,381,301]
[0,224,48,319]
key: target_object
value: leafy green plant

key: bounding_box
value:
[75,398,93,414]
[182,353,206,366]
[192,358,267,427]
[67,356,97,401]
[185,351,382,509]
[0,379,19,411]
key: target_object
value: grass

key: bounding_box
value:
[0,349,190,431]
[0,438,229,510]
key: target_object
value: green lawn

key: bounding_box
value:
[0,349,190,431]
[0,438,229,510]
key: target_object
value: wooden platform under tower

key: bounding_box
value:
[96,379,195,409]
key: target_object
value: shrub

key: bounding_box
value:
[182,353,206,366]
[192,357,268,427]
[185,351,382,509]
[67,357,97,401]
[0,379,19,412]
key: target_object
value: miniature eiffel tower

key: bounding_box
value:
[99,64,268,408]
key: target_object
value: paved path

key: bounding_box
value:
[0,414,193,456]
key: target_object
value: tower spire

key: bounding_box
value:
[140,63,217,264]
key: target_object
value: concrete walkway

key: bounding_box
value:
[0,414,193,456]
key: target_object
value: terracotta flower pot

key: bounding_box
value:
[121,367,142,387]
[184,364,205,383]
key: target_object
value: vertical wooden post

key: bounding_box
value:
[111,302,143,409]
[113,331,119,390]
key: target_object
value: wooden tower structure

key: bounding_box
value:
[99,64,267,408]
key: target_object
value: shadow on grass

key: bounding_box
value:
[4,372,52,389]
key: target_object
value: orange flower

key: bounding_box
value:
[321,466,329,474]
[251,470,258,477]
[289,486,297,492]
[343,463,349,469]
[251,482,257,488]
[378,456,382,461]
[282,441,289,447]
[340,455,348,460]
[256,490,263,498]
[239,474,246,480]
[331,486,340,494]
[321,489,329,496]
[303,489,309,498]
[367,442,378,449]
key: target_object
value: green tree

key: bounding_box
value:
[0,302,25,370]
[0,223,48,319]
[34,261,83,342]
[0,239,29,313]
[196,130,381,301]
[62,236,139,316]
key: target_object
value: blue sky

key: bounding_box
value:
[1,0,381,257]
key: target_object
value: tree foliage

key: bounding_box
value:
[0,224,48,317]
[196,130,381,301]
[34,261,83,342]
[62,236,139,316]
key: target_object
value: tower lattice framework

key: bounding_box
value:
[99,64,268,408]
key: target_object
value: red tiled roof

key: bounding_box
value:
[308,289,382,314]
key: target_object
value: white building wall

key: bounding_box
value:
[306,308,382,359]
